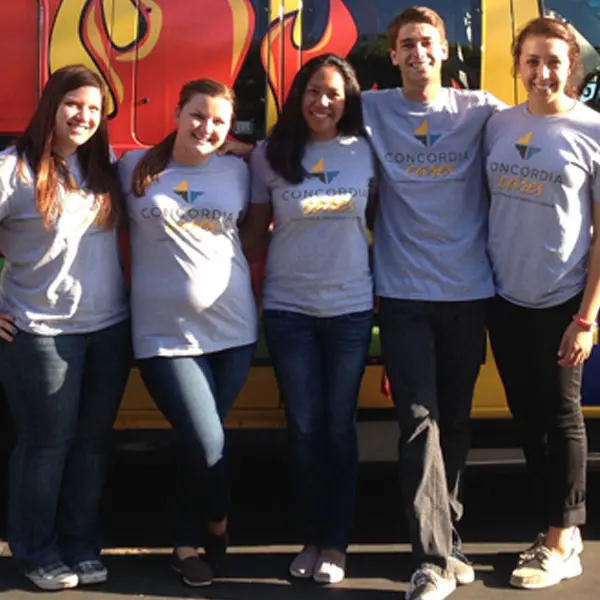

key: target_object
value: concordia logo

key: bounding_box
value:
[515,132,541,160]
[414,120,441,146]
[173,180,205,203]
[305,159,340,184]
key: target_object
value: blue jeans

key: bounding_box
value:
[0,319,131,570]
[263,309,373,552]
[138,343,255,548]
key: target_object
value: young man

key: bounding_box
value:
[361,7,504,600]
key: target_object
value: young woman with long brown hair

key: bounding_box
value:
[0,64,131,590]
[119,79,257,588]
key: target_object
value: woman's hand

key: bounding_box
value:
[557,321,594,367]
[0,313,16,342]
[217,139,254,159]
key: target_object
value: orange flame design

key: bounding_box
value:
[262,0,358,113]
[50,0,254,120]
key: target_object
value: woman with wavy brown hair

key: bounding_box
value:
[485,17,600,589]
[0,65,131,590]
[119,78,257,588]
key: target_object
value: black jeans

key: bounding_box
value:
[378,298,487,571]
[488,294,587,529]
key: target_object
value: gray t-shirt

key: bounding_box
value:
[120,150,258,359]
[362,88,504,301]
[485,102,600,308]
[0,148,128,335]
[250,136,374,316]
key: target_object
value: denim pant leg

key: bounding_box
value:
[138,343,254,547]
[378,298,451,570]
[58,320,132,563]
[433,301,486,527]
[0,331,86,570]
[263,310,325,548]
[319,310,373,552]
[201,344,255,521]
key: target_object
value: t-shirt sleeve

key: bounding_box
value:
[592,150,600,203]
[484,91,509,114]
[0,151,19,222]
[249,143,272,205]
[483,115,500,157]
[117,150,143,197]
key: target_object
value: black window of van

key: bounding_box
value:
[542,0,600,110]
[302,0,482,91]
[232,0,269,142]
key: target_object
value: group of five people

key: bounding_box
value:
[0,6,598,600]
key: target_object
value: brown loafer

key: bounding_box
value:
[171,552,213,587]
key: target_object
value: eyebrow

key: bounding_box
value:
[399,35,433,43]
[524,53,562,59]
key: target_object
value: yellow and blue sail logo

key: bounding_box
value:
[305,159,340,184]
[414,120,441,146]
[515,132,541,160]
[173,180,204,203]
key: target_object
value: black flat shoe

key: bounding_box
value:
[171,552,213,587]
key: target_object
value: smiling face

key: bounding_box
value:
[518,34,571,107]
[174,93,233,161]
[301,66,346,141]
[390,22,448,91]
[54,86,102,156]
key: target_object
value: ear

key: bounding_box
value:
[441,39,450,61]
[389,48,399,67]
[174,106,181,126]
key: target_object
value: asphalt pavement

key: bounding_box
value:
[0,437,599,599]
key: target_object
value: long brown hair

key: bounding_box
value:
[131,79,236,197]
[15,64,122,229]
[513,17,583,98]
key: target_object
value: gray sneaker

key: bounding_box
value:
[405,565,457,600]
[25,561,79,590]
[510,543,582,589]
[72,560,108,585]
[449,545,475,585]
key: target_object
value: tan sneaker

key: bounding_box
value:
[510,544,582,589]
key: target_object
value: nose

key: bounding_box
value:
[539,64,551,79]
[197,119,211,136]
[414,42,427,58]
[317,94,331,107]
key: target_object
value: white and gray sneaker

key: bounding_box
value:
[449,544,475,585]
[289,545,319,579]
[25,561,79,590]
[405,565,457,600]
[510,543,582,589]
[72,559,108,585]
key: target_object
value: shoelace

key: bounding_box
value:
[411,569,437,589]
[518,542,553,567]
[39,562,72,577]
